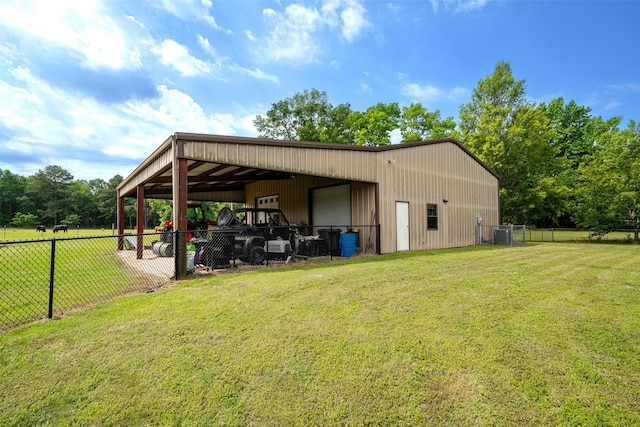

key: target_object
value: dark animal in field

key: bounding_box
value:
[53,224,68,233]
[36,225,46,232]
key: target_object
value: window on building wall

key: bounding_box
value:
[427,203,438,230]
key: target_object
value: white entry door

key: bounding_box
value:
[396,202,410,251]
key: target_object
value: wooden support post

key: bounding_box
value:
[136,185,144,260]
[172,135,188,278]
[117,195,126,250]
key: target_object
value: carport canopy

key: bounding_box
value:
[116,132,380,274]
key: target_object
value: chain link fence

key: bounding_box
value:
[2,224,378,331]
[181,223,377,271]
[0,233,174,331]
[526,228,640,242]
[476,224,526,246]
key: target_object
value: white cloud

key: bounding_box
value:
[158,0,232,33]
[260,1,370,64]
[604,100,621,110]
[261,6,323,63]
[197,35,279,83]
[401,82,469,103]
[232,66,280,84]
[386,2,403,15]
[389,128,402,145]
[0,65,253,179]
[608,83,640,93]
[239,115,260,136]
[152,39,213,77]
[122,85,238,136]
[340,3,371,42]
[245,30,257,42]
[197,35,217,56]
[429,0,489,14]
[0,0,146,70]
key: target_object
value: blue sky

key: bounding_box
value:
[1,0,639,181]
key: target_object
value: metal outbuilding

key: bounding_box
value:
[117,133,500,276]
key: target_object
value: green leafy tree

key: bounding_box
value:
[540,98,622,169]
[62,214,81,226]
[254,88,354,143]
[10,212,39,227]
[459,61,568,225]
[67,180,99,227]
[459,61,527,142]
[15,194,36,219]
[350,102,401,146]
[538,98,622,226]
[26,165,74,225]
[95,175,123,226]
[148,199,172,224]
[503,105,569,225]
[574,120,640,238]
[0,169,27,225]
[400,103,457,142]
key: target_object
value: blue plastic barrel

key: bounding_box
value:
[340,232,357,257]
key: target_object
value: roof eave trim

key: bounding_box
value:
[117,135,173,191]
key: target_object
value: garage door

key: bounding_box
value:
[312,184,351,231]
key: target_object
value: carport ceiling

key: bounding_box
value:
[140,160,295,198]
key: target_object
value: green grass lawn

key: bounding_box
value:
[1,243,639,426]
[0,231,171,329]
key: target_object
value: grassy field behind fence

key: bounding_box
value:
[527,228,639,242]
[0,231,170,329]
[0,227,137,242]
[1,243,639,426]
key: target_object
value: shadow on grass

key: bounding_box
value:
[182,245,510,281]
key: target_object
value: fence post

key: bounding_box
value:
[330,226,333,260]
[510,224,514,247]
[48,239,56,319]
[174,231,179,280]
[264,228,269,267]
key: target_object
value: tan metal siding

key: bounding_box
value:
[245,175,348,225]
[187,190,245,203]
[245,178,378,252]
[183,141,379,182]
[377,142,499,253]
[351,182,377,253]
[209,139,498,254]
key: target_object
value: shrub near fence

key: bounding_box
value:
[0,233,174,331]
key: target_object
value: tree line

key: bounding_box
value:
[2,61,638,233]
[0,166,134,228]
[254,62,639,233]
